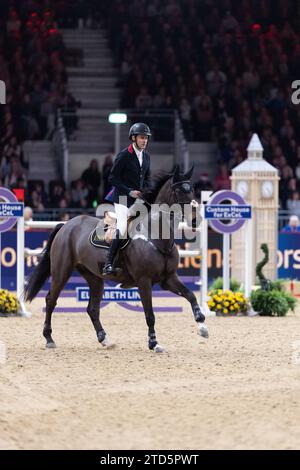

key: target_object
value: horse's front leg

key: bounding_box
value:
[161,274,209,338]
[138,277,165,353]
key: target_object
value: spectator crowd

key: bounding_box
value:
[7,155,113,220]
[105,0,300,211]
[2,0,300,217]
[0,0,81,204]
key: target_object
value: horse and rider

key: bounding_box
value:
[102,122,152,275]
[24,122,209,352]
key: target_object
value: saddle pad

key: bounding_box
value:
[89,227,130,250]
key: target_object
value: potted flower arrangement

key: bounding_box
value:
[208,289,249,316]
[0,289,20,317]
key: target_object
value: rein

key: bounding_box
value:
[136,178,196,256]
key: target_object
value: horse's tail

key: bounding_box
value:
[24,224,64,302]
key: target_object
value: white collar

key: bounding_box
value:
[133,143,143,157]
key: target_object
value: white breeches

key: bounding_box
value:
[114,203,129,237]
[114,201,144,237]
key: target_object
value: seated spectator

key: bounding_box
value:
[287,191,300,217]
[135,86,152,109]
[206,64,227,97]
[2,136,23,162]
[281,215,300,233]
[49,181,65,208]
[28,188,46,212]
[221,11,239,33]
[81,159,101,205]
[4,158,27,188]
[279,169,295,209]
[71,178,88,207]
[24,206,33,231]
[194,173,213,200]
[214,163,231,191]
[60,212,70,222]
[34,182,48,207]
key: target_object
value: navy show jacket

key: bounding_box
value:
[105,144,151,207]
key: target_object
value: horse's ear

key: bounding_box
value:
[184,163,194,180]
[172,164,180,182]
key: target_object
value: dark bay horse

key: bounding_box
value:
[24,165,208,352]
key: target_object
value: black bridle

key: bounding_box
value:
[171,180,194,205]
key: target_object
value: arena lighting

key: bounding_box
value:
[108,113,128,154]
[108,113,127,124]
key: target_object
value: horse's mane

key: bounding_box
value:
[142,171,173,204]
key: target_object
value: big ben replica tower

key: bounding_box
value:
[231,134,280,284]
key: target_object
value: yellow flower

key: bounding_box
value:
[230,306,235,311]
[216,304,222,310]
[234,303,239,309]
[223,308,228,314]
[224,301,229,307]
[0,289,18,313]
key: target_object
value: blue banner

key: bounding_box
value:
[0,202,23,217]
[0,231,47,290]
[205,205,252,219]
[278,233,300,280]
[76,286,141,302]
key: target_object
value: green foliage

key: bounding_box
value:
[256,243,270,289]
[250,286,297,317]
[210,277,241,292]
[268,279,285,291]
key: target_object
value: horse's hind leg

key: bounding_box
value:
[43,261,73,348]
[78,267,114,348]
[161,273,209,338]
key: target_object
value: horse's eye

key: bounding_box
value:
[181,183,192,193]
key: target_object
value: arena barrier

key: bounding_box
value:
[21,216,207,316]
[1,187,252,317]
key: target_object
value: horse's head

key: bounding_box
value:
[170,164,200,229]
[141,165,200,229]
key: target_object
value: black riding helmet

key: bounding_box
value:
[129,122,151,141]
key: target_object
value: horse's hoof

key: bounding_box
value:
[153,344,165,353]
[101,336,116,349]
[46,342,56,349]
[198,323,209,338]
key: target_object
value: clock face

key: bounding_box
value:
[236,181,249,198]
[261,181,274,198]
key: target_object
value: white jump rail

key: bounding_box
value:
[25,221,66,229]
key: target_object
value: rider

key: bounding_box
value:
[102,122,152,275]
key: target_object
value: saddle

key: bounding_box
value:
[89,210,138,249]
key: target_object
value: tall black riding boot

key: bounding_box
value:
[102,229,122,275]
